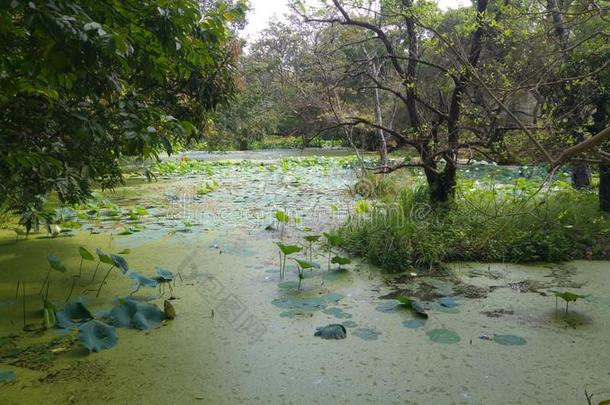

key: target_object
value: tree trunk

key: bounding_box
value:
[373,84,388,168]
[424,165,457,203]
[571,161,592,189]
[600,164,610,213]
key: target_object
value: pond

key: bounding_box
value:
[0,151,608,404]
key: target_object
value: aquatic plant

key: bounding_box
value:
[323,232,342,271]
[331,255,351,270]
[275,210,290,240]
[397,296,429,318]
[110,298,166,330]
[39,255,66,297]
[292,259,319,290]
[355,200,370,214]
[78,320,118,353]
[57,301,94,329]
[78,247,95,278]
[340,180,610,272]
[552,290,587,316]
[276,243,302,280]
[96,253,129,298]
[128,272,158,294]
[196,180,219,195]
[43,300,57,329]
[90,248,112,284]
[0,370,16,382]
[155,267,177,297]
[303,234,321,261]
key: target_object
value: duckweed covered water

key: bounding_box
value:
[1,150,609,404]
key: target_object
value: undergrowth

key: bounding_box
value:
[340,178,610,272]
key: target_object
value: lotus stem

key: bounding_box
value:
[90,261,101,284]
[44,279,51,302]
[65,277,77,303]
[309,241,313,262]
[78,257,83,278]
[39,267,51,295]
[282,254,287,280]
[565,301,569,316]
[96,265,115,298]
[15,280,20,300]
[22,281,26,330]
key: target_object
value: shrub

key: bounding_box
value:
[340,179,610,272]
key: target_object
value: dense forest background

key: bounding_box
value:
[1,0,609,220]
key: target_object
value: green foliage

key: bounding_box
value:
[552,291,587,303]
[331,256,351,266]
[78,247,95,262]
[323,232,343,247]
[276,243,302,256]
[196,181,219,195]
[340,179,610,272]
[293,259,319,270]
[0,0,245,217]
[275,211,290,224]
[47,255,66,273]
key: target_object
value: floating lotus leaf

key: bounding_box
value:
[402,319,426,329]
[110,298,165,330]
[47,255,66,273]
[78,247,95,261]
[322,307,352,319]
[493,334,527,346]
[0,370,16,382]
[314,324,347,339]
[57,301,94,329]
[439,297,458,308]
[342,320,358,328]
[353,327,381,341]
[376,300,401,313]
[78,320,118,353]
[278,281,299,289]
[427,328,460,344]
[110,254,129,274]
[155,267,175,281]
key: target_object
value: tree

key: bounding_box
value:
[298,0,493,202]
[0,0,245,227]
[295,0,610,207]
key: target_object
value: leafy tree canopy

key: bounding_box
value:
[0,0,246,223]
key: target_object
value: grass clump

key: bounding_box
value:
[339,179,610,272]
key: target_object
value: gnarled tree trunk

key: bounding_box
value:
[571,161,592,189]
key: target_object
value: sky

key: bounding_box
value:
[240,0,470,40]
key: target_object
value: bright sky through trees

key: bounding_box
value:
[240,0,470,39]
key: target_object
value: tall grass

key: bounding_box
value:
[340,179,610,272]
